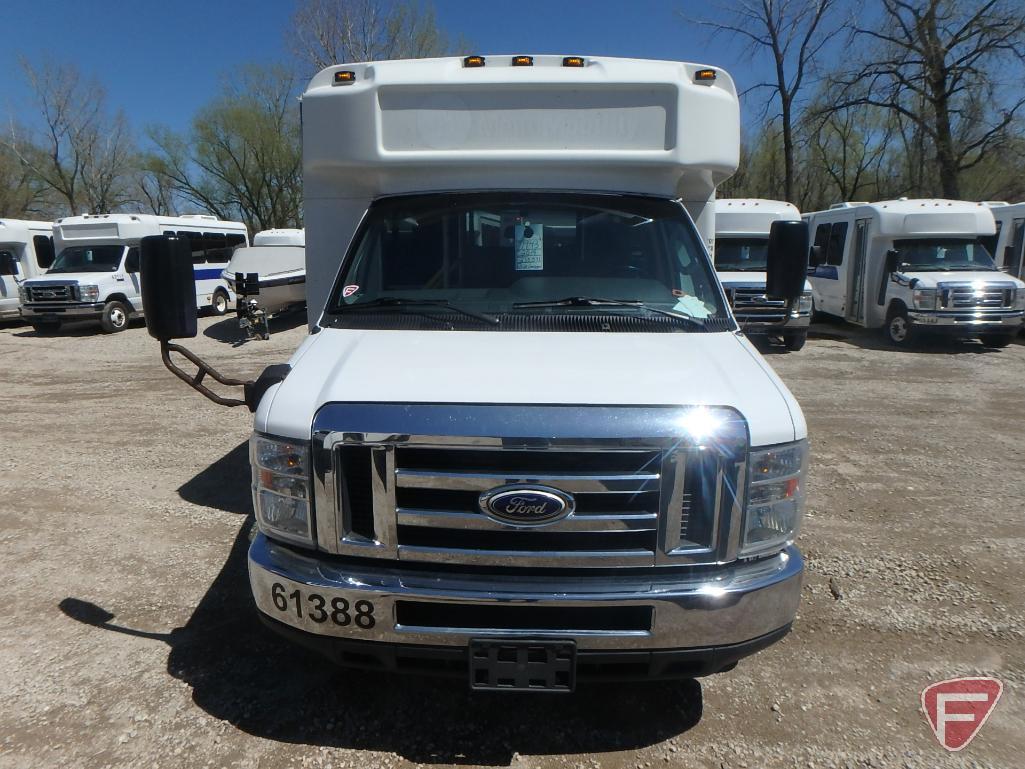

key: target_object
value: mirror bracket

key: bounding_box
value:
[160,340,250,409]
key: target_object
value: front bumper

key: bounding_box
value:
[20,302,105,321]
[908,310,1023,333]
[249,533,803,664]
[739,313,811,335]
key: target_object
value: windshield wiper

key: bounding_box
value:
[720,266,766,272]
[331,297,501,325]
[512,296,707,329]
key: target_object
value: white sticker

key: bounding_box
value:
[672,295,712,318]
[514,222,544,271]
[342,284,360,297]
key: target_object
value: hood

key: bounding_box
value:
[256,329,804,447]
[904,270,1025,289]
[716,271,812,291]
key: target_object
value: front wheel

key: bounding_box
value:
[979,333,1013,348]
[100,300,131,333]
[783,331,807,351]
[211,289,230,316]
[885,308,917,347]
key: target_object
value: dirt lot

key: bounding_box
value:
[0,315,1022,769]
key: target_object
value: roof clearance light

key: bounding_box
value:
[563,56,585,67]
[512,55,534,67]
[334,70,356,84]
[694,69,717,83]
[463,55,486,68]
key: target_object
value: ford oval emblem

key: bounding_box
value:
[479,485,574,527]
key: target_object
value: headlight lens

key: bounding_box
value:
[740,440,807,558]
[912,288,938,311]
[1013,288,1025,311]
[77,284,100,302]
[251,434,313,546]
[796,291,813,315]
[18,285,27,302]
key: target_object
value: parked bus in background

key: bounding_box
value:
[987,202,1025,280]
[805,199,1025,347]
[19,214,247,334]
[0,219,54,322]
[714,199,812,351]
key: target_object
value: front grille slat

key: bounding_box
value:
[395,469,660,494]
[27,285,73,303]
[940,282,1016,311]
[397,509,659,531]
[728,286,788,323]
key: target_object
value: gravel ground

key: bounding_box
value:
[0,314,1022,769]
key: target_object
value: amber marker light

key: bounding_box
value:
[334,70,356,84]
[694,69,717,82]
[512,55,534,66]
[563,56,585,67]
[463,55,486,67]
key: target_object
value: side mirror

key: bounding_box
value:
[765,220,810,301]
[141,235,197,340]
[884,249,900,275]
[808,244,823,268]
[0,253,18,276]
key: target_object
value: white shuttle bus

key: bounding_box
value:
[223,228,306,316]
[141,56,811,690]
[714,199,812,350]
[0,219,55,321]
[805,200,1024,347]
[988,202,1025,279]
[20,213,248,333]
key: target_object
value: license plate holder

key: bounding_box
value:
[469,639,576,693]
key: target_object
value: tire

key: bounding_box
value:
[31,321,61,334]
[211,289,229,316]
[979,333,1013,348]
[885,307,917,347]
[783,331,807,351]
[99,300,131,333]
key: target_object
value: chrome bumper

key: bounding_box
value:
[740,313,811,333]
[908,311,1023,329]
[249,533,803,652]
[20,302,106,319]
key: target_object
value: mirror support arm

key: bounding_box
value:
[160,340,250,408]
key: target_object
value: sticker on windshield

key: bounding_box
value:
[673,295,712,318]
[342,284,360,298]
[515,222,543,271]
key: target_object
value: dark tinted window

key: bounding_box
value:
[0,249,17,276]
[827,222,848,266]
[226,233,247,250]
[124,247,141,273]
[179,231,206,264]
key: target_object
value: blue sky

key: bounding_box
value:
[1,0,796,136]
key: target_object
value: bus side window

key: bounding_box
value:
[813,224,831,265]
[827,222,848,266]
[226,233,247,251]
[33,235,55,269]
[204,232,228,263]
[124,247,141,273]
[179,231,207,264]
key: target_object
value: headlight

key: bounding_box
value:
[912,288,938,311]
[740,440,807,558]
[77,284,100,302]
[1013,288,1025,311]
[251,434,313,546]
[796,291,813,315]
[18,285,27,302]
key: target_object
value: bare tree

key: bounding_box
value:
[807,102,895,202]
[830,0,1025,198]
[0,135,51,218]
[689,0,842,203]
[292,0,455,72]
[6,60,135,215]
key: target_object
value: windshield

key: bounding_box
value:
[328,193,730,332]
[892,238,997,272]
[714,237,768,271]
[48,245,125,274]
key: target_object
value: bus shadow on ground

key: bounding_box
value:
[203,310,307,346]
[58,446,704,765]
[795,319,1011,354]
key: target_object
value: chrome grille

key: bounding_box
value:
[311,404,749,569]
[26,284,73,303]
[940,282,1015,311]
[727,286,788,323]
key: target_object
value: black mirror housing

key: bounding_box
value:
[765,220,810,301]
[808,244,824,268]
[885,249,900,275]
[141,235,197,340]
[0,253,18,276]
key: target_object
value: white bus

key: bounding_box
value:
[805,199,1024,347]
[143,55,811,688]
[0,219,55,321]
[714,199,812,350]
[20,213,248,333]
[987,202,1025,279]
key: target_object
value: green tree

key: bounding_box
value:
[146,65,302,233]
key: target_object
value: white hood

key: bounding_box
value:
[256,329,805,447]
[904,270,1025,289]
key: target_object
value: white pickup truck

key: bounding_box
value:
[141,55,811,692]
